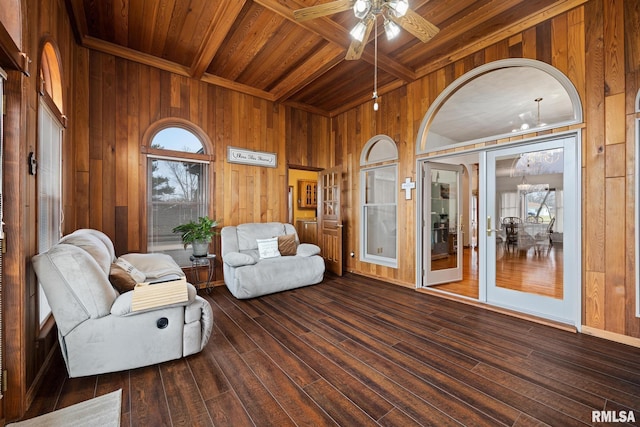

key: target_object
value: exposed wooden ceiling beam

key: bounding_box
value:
[329,79,405,117]
[80,36,275,102]
[283,99,332,117]
[190,1,247,79]
[66,0,89,41]
[82,36,191,76]
[201,72,276,101]
[415,0,589,78]
[271,43,345,102]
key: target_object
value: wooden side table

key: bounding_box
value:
[189,254,216,293]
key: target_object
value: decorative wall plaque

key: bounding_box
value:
[227,146,277,168]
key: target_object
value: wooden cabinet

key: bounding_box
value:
[298,180,317,209]
[296,220,317,245]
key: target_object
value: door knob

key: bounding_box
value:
[486,216,501,236]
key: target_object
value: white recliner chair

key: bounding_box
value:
[32,229,213,378]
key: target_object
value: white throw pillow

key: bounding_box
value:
[256,237,281,259]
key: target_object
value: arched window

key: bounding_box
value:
[37,40,65,326]
[416,59,583,154]
[40,41,64,114]
[360,135,398,268]
[145,121,212,267]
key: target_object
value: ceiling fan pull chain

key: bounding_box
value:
[373,17,379,111]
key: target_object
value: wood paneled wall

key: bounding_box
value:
[75,52,295,254]
[286,107,332,168]
[331,2,640,339]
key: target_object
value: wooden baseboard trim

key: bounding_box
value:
[581,326,640,348]
[416,287,577,333]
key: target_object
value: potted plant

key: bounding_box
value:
[172,216,220,257]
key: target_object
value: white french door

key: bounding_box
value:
[482,136,580,325]
[423,162,463,285]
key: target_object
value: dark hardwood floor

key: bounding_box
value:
[23,274,640,426]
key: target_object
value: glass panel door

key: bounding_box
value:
[319,166,343,275]
[423,162,463,285]
[484,137,579,325]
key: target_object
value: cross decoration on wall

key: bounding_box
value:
[401,177,416,200]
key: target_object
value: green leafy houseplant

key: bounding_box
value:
[172,216,220,257]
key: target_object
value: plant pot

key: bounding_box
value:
[192,239,210,257]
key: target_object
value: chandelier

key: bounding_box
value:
[511,97,548,132]
[511,148,563,192]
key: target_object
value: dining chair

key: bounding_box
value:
[534,217,555,255]
[502,217,522,253]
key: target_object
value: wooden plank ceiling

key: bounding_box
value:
[66,0,573,116]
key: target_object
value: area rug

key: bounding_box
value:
[7,389,121,427]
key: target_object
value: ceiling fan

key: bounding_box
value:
[293,0,439,60]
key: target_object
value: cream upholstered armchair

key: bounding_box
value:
[32,229,213,378]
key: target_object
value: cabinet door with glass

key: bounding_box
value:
[298,180,317,209]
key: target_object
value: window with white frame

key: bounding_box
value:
[360,135,398,268]
[37,41,66,327]
[147,126,210,267]
[37,99,63,325]
[499,192,518,220]
[500,188,563,232]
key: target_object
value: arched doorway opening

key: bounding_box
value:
[416,59,582,326]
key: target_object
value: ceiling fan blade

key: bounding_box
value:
[345,17,375,60]
[388,8,439,43]
[293,0,354,22]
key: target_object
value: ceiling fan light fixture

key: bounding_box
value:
[350,20,368,41]
[353,0,371,19]
[383,18,401,40]
[388,0,409,17]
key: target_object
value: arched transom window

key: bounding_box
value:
[416,59,583,154]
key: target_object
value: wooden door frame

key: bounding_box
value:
[287,164,322,239]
